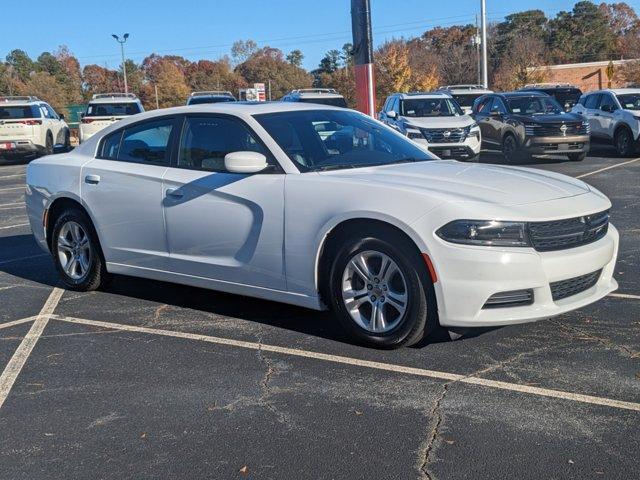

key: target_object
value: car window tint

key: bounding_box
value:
[491,98,507,114]
[477,97,493,113]
[100,131,123,159]
[45,105,58,119]
[585,94,601,109]
[599,94,616,111]
[178,116,269,172]
[392,97,400,113]
[118,118,174,165]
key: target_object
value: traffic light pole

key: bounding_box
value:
[351,0,376,116]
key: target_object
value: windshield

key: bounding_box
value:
[616,94,640,111]
[506,96,563,115]
[85,102,142,117]
[451,93,484,108]
[298,97,348,108]
[400,98,463,117]
[188,96,236,105]
[0,105,40,119]
[255,109,435,172]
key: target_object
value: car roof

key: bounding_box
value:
[439,86,493,94]
[287,89,344,98]
[392,92,452,100]
[0,96,44,106]
[89,93,140,104]
[496,91,549,98]
[589,88,640,95]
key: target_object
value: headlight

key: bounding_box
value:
[524,123,539,136]
[468,122,480,139]
[436,220,530,247]
[404,126,423,140]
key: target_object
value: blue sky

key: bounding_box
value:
[3,0,628,71]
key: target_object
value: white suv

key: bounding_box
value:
[572,88,640,156]
[437,85,493,114]
[379,92,481,161]
[79,93,144,143]
[0,96,69,159]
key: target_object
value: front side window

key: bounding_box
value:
[86,102,142,117]
[45,105,58,119]
[117,118,175,165]
[255,109,436,172]
[100,131,123,159]
[400,98,463,117]
[178,116,269,172]
[477,96,493,113]
[506,96,562,115]
[490,98,507,114]
[599,94,618,111]
[616,93,640,111]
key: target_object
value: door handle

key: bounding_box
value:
[166,188,184,199]
[593,113,600,116]
[84,174,100,185]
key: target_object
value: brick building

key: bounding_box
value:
[535,59,637,93]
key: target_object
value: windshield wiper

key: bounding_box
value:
[315,164,359,171]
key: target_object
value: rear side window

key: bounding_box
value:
[585,94,601,109]
[0,105,41,119]
[86,102,142,117]
[118,118,175,165]
[476,96,493,113]
[177,116,270,172]
[100,131,123,159]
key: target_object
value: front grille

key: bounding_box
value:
[429,146,473,158]
[526,122,588,137]
[420,127,467,143]
[483,289,534,309]
[550,270,602,301]
[528,210,609,252]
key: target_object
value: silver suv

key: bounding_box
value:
[379,92,481,161]
[437,85,493,114]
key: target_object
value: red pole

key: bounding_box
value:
[351,0,376,116]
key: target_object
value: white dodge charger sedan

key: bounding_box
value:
[25,103,619,348]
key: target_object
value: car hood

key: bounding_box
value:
[399,115,474,129]
[318,160,591,206]
[510,112,585,123]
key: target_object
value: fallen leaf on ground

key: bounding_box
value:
[140,432,147,439]
[239,465,248,475]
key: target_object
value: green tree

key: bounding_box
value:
[5,49,35,82]
[286,49,304,67]
[231,39,258,65]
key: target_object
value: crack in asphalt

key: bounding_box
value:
[550,319,640,359]
[256,332,290,428]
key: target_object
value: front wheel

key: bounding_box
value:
[568,152,587,162]
[614,128,634,157]
[327,234,431,348]
[51,209,108,291]
[502,134,526,163]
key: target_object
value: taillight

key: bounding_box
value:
[81,118,95,124]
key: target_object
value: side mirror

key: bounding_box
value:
[386,110,397,119]
[601,104,614,113]
[224,151,269,174]
[490,110,502,117]
[58,113,65,120]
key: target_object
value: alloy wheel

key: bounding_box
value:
[57,221,91,280]
[341,250,409,334]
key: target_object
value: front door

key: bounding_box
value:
[162,114,286,290]
[81,116,180,270]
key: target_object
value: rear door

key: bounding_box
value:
[81,116,180,270]
[162,114,286,290]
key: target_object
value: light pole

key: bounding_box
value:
[480,0,488,89]
[112,33,130,93]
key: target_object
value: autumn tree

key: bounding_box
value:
[231,40,258,65]
[142,55,190,108]
[492,35,548,91]
[420,25,478,84]
[186,58,246,94]
[599,2,640,58]
[375,41,412,104]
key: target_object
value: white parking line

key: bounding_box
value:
[0,223,29,231]
[0,202,25,209]
[51,314,640,412]
[0,174,25,179]
[0,316,38,330]
[0,254,48,266]
[577,157,640,179]
[0,288,64,410]
[0,186,25,192]
[609,292,640,300]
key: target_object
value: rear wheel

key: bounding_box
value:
[327,233,431,348]
[614,127,634,157]
[51,208,107,291]
[568,152,587,162]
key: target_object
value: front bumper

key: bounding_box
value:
[429,224,619,328]
[524,134,590,155]
[413,136,482,160]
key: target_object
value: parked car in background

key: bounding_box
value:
[379,92,481,161]
[0,96,70,159]
[473,91,590,162]
[26,102,618,348]
[281,88,348,108]
[519,83,583,112]
[572,88,640,156]
[79,93,144,144]
[187,91,237,105]
[437,85,493,114]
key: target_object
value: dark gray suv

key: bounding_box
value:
[473,92,590,162]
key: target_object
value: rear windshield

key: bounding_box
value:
[451,93,485,107]
[187,96,236,105]
[85,102,141,117]
[298,97,348,108]
[0,105,40,119]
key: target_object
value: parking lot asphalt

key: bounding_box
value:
[0,146,639,479]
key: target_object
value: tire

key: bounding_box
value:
[614,127,634,157]
[63,130,71,151]
[502,133,525,163]
[51,208,108,291]
[568,152,587,162]
[326,232,432,348]
[45,132,54,156]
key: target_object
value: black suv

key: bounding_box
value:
[518,84,583,112]
[472,92,590,162]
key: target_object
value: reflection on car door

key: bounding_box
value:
[162,115,286,290]
[81,116,179,270]
[475,97,502,146]
[596,93,617,139]
[583,94,603,137]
